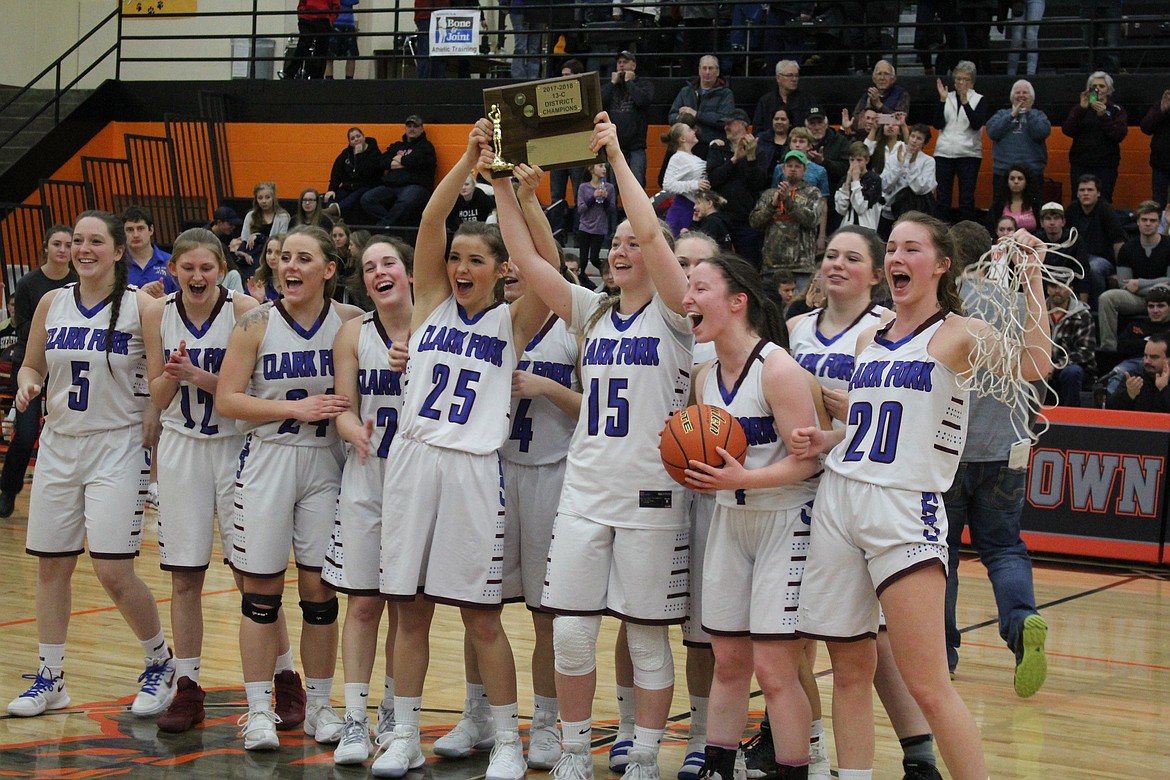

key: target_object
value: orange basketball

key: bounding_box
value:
[660,404,748,486]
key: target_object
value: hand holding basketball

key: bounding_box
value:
[660,404,748,487]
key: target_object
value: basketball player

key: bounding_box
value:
[792,215,1053,780]
[142,228,291,734]
[7,211,175,720]
[371,122,556,780]
[504,113,694,780]
[216,225,364,751]
[681,253,821,780]
[324,236,414,765]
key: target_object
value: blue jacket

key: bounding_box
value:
[985,107,1051,176]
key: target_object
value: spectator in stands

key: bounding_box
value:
[783,127,830,252]
[753,60,812,131]
[843,107,879,144]
[1006,0,1044,76]
[0,225,76,520]
[601,50,653,188]
[207,206,251,275]
[576,162,616,276]
[687,190,733,251]
[1033,202,1089,299]
[1140,88,1170,205]
[1046,279,1097,406]
[986,80,1050,193]
[676,3,718,76]
[505,0,541,80]
[756,107,792,183]
[750,150,823,288]
[413,0,448,79]
[706,108,767,265]
[933,61,989,223]
[122,205,174,298]
[1105,332,1170,412]
[1081,0,1121,76]
[880,123,936,236]
[446,173,495,232]
[988,164,1043,235]
[323,127,382,222]
[237,182,291,268]
[360,115,437,230]
[804,106,849,195]
[834,142,883,231]
[994,215,1019,239]
[669,54,736,149]
[291,187,334,232]
[1098,202,1170,352]
[1099,285,1170,395]
[549,58,587,218]
[1063,71,1128,203]
[324,0,359,80]
[774,268,797,317]
[286,0,338,80]
[660,122,707,236]
[848,60,909,135]
[1065,173,1126,308]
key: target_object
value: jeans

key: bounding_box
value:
[934,155,982,223]
[1085,254,1115,310]
[330,187,372,222]
[625,148,647,190]
[1102,357,1143,394]
[360,184,431,229]
[0,394,43,498]
[1152,167,1170,205]
[1007,0,1045,75]
[1081,1,1121,73]
[1051,364,1085,406]
[509,10,541,80]
[943,460,1039,673]
[415,22,448,79]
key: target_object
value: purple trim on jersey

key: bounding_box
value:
[72,285,112,318]
[372,312,393,348]
[524,314,559,352]
[813,305,881,346]
[456,300,505,326]
[875,557,944,597]
[715,338,768,405]
[609,299,653,332]
[873,309,948,350]
[275,298,331,339]
[175,286,230,339]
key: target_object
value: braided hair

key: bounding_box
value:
[74,211,130,371]
[697,252,788,349]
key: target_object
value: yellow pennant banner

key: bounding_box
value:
[122,0,198,17]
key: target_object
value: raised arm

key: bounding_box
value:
[593,112,688,312]
[504,163,556,349]
[413,119,494,324]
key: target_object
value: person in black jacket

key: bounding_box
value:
[600,51,653,188]
[1105,333,1170,412]
[706,109,768,266]
[1139,87,1170,204]
[323,127,382,222]
[359,115,437,230]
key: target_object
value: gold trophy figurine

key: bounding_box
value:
[489,104,514,173]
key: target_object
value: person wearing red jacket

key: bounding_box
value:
[285,0,339,80]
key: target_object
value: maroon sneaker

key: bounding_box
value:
[273,670,306,731]
[156,677,205,733]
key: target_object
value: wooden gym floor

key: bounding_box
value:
[0,500,1167,778]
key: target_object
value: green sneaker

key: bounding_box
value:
[1014,614,1048,698]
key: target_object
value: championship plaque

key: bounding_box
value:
[482,72,604,178]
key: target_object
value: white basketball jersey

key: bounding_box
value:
[789,305,890,396]
[43,285,147,435]
[559,285,694,530]
[356,312,405,459]
[501,315,580,466]
[704,341,818,510]
[242,300,344,446]
[826,313,967,491]
[160,288,239,439]
[398,296,516,455]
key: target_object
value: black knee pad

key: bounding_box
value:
[241,591,282,624]
[299,597,340,626]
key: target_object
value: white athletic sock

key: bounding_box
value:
[244,680,273,712]
[467,682,489,717]
[344,682,370,718]
[139,630,169,663]
[688,695,709,742]
[274,649,295,674]
[38,643,66,679]
[837,770,873,780]
[490,702,519,736]
[616,684,636,733]
[304,676,333,707]
[810,719,824,742]
[561,717,592,750]
[396,695,423,730]
[633,725,663,757]
[174,656,201,684]
[533,694,559,724]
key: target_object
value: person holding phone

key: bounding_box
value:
[1063,71,1128,202]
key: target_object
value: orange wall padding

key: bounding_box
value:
[24,121,1162,214]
